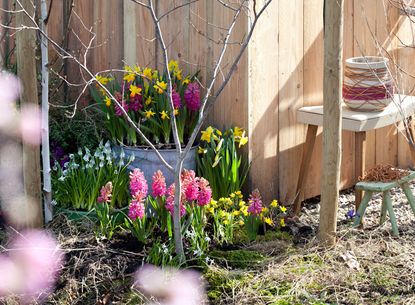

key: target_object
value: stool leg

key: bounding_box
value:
[380,194,388,225]
[402,183,415,215]
[354,191,372,227]
[383,191,399,236]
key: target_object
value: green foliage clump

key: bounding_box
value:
[209,249,265,269]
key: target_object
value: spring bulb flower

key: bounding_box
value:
[247,189,263,215]
[129,168,148,198]
[97,182,113,204]
[197,178,212,206]
[184,82,201,111]
[128,195,145,221]
[152,170,166,197]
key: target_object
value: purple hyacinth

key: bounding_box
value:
[184,82,200,111]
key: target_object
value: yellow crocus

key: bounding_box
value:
[200,126,214,142]
[264,217,274,226]
[143,67,153,80]
[208,207,215,215]
[210,199,217,207]
[104,96,111,107]
[160,110,170,120]
[124,73,135,83]
[233,210,240,217]
[144,109,155,118]
[130,85,142,97]
[154,80,167,94]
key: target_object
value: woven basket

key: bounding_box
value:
[343,56,393,112]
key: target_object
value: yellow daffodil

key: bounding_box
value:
[104,96,111,107]
[223,220,229,225]
[270,200,278,208]
[124,73,135,83]
[152,70,159,80]
[130,85,142,97]
[262,207,269,214]
[225,198,233,206]
[234,126,244,137]
[230,193,235,198]
[99,88,106,96]
[264,217,274,226]
[183,77,191,85]
[280,206,287,213]
[233,210,240,217]
[168,60,179,72]
[174,109,179,116]
[198,146,207,154]
[154,80,167,94]
[145,97,153,105]
[144,109,155,118]
[124,65,133,72]
[201,126,214,142]
[134,65,141,73]
[280,218,286,227]
[160,110,170,120]
[143,67,153,80]
[239,220,245,226]
[174,69,182,80]
[238,131,249,148]
[235,191,241,196]
[96,75,111,85]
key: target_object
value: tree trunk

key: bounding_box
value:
[318,0,344,245]
[16,0,43,227]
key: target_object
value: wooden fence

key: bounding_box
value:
[3,0,415,204]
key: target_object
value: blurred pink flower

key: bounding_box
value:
[20,104,41,145]
[0,230,63,303]
[172,89,181,109]
[152,170,166,197]
[134,264,205,305]
[0,72,21,129]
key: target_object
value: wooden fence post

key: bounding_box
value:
[318,0,344,245]
[16,0,43,227]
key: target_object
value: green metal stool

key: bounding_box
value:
[353,171,415,236]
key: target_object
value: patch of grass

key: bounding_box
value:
[256,230,293,242]
[209,249,266,269]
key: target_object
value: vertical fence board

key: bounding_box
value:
[248,0,279,202]
[278,0,304,203]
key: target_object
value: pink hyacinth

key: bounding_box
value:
[97,182,113,204]
[114,91,129,116]
[197,178,212,206]
[184,82,200,111]
[247,189,263,215]
[165,184,186,217]
[129,168,148,198]
[128,195,145,221]
[152,170,166,197]
[129,93,143,112]
[0,230,63,303]
[172,89,181,109]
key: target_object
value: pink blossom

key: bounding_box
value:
[129,168,148,198]
[184,82,200,111]
[134,264,205,305]
[247,189,263,215]
[97,182,113,204]
[20,104,41,145]
[0,230,63,303]
[172,89,181,109]
[128,195,145,220]
[165,184,186,217]
[0,72,21,129]
[152,170,166,197]
[197,178,212,206]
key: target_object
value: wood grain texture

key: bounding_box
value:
[278,0,304,203]
[248,0,279,202]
